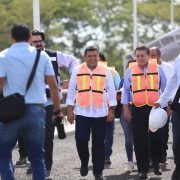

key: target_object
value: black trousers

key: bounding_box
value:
[132,105,163,173]
[75,115,107,176]
[17,135,28,158]
[44,105,55,171]
[161,116,170,160]
[172,111,180,168]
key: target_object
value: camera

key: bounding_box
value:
[54,116,66,139]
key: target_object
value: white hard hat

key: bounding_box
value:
[149,107,168,132]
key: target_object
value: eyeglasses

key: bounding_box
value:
[31,40,43,44]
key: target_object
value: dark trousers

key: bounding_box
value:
[75,115,107,175]
[105,120,115,158]
[132,105,163,173]
[17,135,28,158]
[172,111,180,167]
[162,116,170,160]
[44,105,55,171]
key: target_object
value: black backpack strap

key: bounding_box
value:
[25,49,41,92]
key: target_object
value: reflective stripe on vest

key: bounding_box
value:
[130,60,159,107]
[76,63,107,108]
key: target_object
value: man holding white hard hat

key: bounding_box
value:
[154,56,180,180]
[149,107,167,132]
[122,45,167,179]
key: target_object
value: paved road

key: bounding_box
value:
[12,121,175,180]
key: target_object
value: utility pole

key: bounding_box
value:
[33,0,40,30]
[133,0,137,51]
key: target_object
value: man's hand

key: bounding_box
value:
[51,109,64,123]
[0,77,5,93]
[166,105,172,117]
[154,102,161,108]
[67,105,75,124]
[123,105,131,122]
[107,107,115,122]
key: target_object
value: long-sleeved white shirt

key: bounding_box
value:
[160,61,173,81]
[45,51,79,106]
[57,51,80,74]
[66,63,117,117]
[158,56,180,107]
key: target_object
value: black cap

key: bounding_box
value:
[31,30,45,41]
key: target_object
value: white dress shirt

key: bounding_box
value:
[66,63,117,117]
[57,51,80,74]
[158,56,180,107]
[45,51,79,106]
[160,61,173,81]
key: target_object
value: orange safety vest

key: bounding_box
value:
[108,67,115,80]
[76,63,107,108]
[99,61,115,81]
[130,60,160,107]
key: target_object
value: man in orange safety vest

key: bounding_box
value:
[66,46,117,180]
[121,45,167,179]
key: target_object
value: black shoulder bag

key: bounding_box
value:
[0,50,41,123]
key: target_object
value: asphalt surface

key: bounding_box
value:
[12,120,175,180]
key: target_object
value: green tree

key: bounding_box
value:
[0,0,180,77]
[0,0,32,50]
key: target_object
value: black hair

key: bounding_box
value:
[11,23,31,42]
[151,47,161,56]
[99,52,106,61]
[134,44,150,55]
[31,30,45,41]
[84,46,98,56]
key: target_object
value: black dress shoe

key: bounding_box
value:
[154,164,162,175]
[172,167,180,180]
[138,172,148,179]
[105,157,111,164]
[161,157,168,164]
[80,164,88,176]
[94,173,103,179]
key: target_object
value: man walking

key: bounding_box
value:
[0,24,61,180]
[66,46,117,179]
[98,52,121,165]
[121,45,167,179]
[150,47,173,164]
[154,55,180,180]
[16,29,79,177]
[31,30,79,176]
